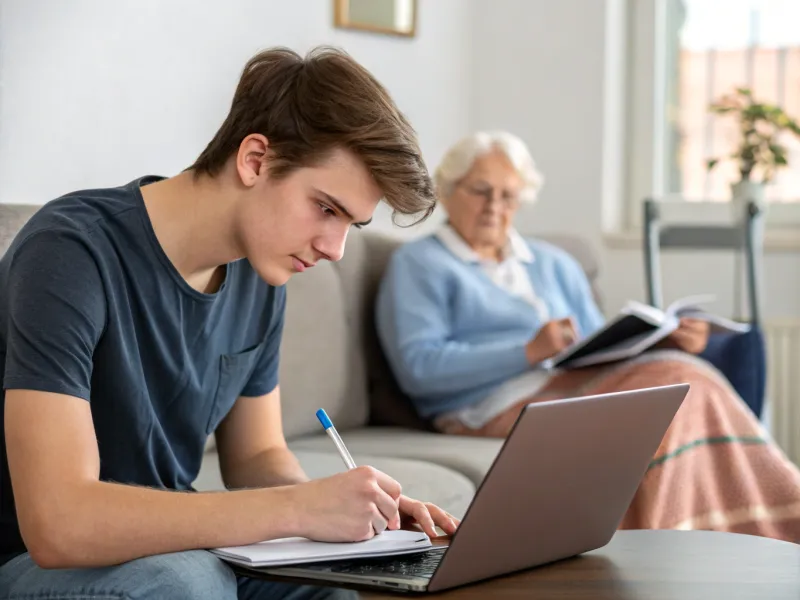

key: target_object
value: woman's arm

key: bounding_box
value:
[553,249,606,337]
[375,250,532,400]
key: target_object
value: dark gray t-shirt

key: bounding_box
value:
[0,176,285,557]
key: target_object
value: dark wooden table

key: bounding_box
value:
[360,530,800,599]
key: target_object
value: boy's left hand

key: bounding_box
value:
[398,495,460,538]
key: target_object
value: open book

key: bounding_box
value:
[210,529,432,568]
[550,295,751,370]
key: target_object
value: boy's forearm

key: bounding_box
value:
[222,447,310,490]
[31,480,300,569]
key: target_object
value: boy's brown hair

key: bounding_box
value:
[190,46,435,224]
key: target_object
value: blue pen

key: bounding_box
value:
[316,408,357,470]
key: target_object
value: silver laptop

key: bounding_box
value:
[237,384,689,593]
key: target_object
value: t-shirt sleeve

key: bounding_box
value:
[240,286,286,397]
[3,230,107,401]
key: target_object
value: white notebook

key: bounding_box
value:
[210,529,432,567]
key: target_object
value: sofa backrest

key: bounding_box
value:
[0,205,40,255]
[0,204,603,439]
[278,229,412,437]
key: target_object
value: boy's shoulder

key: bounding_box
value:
[23,177,153,234]
[2,176,159,262]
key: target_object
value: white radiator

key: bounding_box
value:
[765,320,800,466]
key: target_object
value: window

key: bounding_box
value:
[626,0,800,229]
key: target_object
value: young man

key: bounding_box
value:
[0,46,456,599]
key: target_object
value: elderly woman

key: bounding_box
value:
[375,131,800,542]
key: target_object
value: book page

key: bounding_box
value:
[620,300,669,327]
[665,294,716,317]
[663,294,751,333]
[672,307,752,333]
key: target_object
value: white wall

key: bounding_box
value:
[2,0,798,318]
[470,0,800,320]
[472,0,608,247]
[0,0,471,236]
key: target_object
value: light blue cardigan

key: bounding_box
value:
[374,234,605,419]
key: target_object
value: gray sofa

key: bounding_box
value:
[0,204,602,519]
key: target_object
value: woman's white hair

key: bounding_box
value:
[434,130,544,203]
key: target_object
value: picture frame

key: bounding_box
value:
[333,0,417,38]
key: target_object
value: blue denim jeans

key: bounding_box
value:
[0,550,357,599]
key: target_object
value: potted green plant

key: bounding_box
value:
[706,87,800,217]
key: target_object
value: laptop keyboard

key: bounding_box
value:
[295,547,446,579]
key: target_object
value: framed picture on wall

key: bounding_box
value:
[334,0,417,37]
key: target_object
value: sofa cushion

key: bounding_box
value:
[0,204,41,255]
[332,230,435,432]
[279,260,369,439]
[289,427,505,486]
[193,450,476,519]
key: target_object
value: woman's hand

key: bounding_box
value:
[525,317,578,365]
[661,318,710,355]
[398,495,460,538]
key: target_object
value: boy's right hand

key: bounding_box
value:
[287,466,403,542]
[525,317,578,365]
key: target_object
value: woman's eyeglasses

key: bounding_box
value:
[457,182,521,209]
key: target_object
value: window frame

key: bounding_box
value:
[623,0,800,233]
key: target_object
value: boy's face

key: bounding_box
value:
[236,143,382,286]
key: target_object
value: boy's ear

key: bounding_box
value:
[236,134,270,187]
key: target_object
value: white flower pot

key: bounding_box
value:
[730,180,766,221]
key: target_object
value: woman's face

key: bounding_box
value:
[443,149,523,253]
